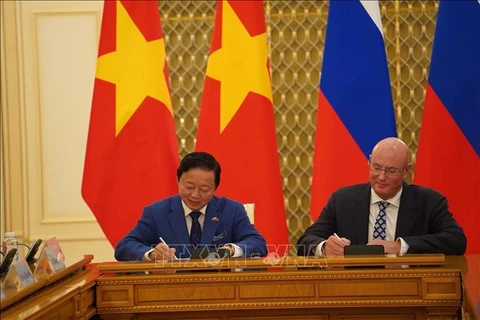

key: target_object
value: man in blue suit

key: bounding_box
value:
[115,152,267,261]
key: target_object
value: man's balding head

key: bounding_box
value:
[371,137,410,167]
[369,137,411,200]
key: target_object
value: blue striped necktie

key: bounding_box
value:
[189,211,202,247]
[373,201,389,240]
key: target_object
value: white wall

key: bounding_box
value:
[1,0,115,263]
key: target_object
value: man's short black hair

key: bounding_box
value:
[177,152,221,188]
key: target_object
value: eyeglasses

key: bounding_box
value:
[368,162,406,176]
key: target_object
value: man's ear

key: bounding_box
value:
[405,163,412,173]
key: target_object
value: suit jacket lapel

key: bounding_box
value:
[169,195,190,245]
[395,183,417,238]
[201,198,221,244]
[352,184,372,244]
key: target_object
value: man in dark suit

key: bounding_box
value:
[297,137,466,256]
[115,152,267,261]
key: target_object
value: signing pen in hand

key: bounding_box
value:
[159,237,169,247]
[334,233,348,243]
[333,233,350,245]
[159,237,178,260]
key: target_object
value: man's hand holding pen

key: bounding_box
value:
[324,233,351,256]
[149,237,177,261]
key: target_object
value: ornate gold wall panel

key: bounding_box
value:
[159,0,438,250]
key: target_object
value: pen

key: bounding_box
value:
[159,237,178,260]
[333,233,342,240]
[159,237,169,248]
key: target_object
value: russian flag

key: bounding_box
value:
[310,0,396,221]
[414,0,480,253]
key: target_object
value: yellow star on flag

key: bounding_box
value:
[95,0,172,136]
[206,1,273,133]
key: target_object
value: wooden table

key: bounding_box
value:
[95,254,465,320]
[1,255,97,320]
[463,254,480,320]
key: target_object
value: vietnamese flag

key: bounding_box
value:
[310,0,396,221]
[82,0,179,247]
[414,0,480,253]
[195,0,289,256]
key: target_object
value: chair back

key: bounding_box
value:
[243,203,255,224]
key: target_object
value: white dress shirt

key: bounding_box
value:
[369,188,409,254]
[316,187,409,256]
